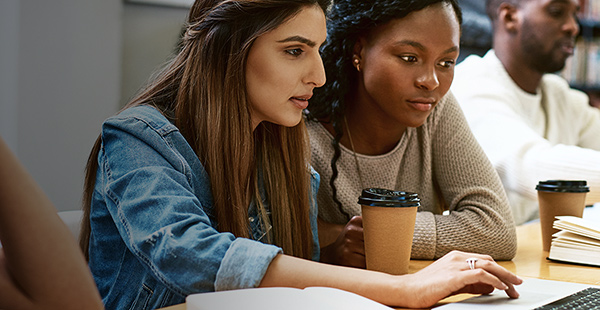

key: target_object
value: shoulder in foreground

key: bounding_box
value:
[104,105,174,130]
[542,73,589,103]
[542,73,578,90]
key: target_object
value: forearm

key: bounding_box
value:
[0,137,103,310]
[510,143,600,198]
[259,254,406,306]
[260,251,522,309]
[423,94,516,260]
[433,208,516,260]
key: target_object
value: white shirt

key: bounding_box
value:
[452,50,600,224]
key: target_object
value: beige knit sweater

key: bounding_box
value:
[307,93,517,260]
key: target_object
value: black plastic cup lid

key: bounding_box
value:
[535,180,589,193]
[357,188,420,207]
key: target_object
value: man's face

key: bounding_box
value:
[518,0,579,73]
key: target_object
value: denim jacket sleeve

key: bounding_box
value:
[98,106,282,296]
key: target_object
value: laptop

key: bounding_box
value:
[437,277,600,309]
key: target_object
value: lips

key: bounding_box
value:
[290,95,311,110]
[559,39,576,56]
[407,98,436,112]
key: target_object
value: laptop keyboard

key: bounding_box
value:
[534,287,600,310]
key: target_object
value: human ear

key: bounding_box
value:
[352,38,366,71]
[499,3,520,33]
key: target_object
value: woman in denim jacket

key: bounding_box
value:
[80,0,521,309]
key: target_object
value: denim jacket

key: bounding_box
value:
[88,105,320,310]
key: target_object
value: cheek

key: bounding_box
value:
[364,60,407,96]
[247,65,281,103]
[438,70,454,93]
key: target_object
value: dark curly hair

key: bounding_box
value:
[307,0,462,220]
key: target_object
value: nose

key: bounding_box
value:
[305,53,326,88]
[415,66,439,91]
[563,13,579,36]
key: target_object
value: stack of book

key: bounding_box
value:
[548,216,600,267]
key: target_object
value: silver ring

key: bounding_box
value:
[466,258,478,270]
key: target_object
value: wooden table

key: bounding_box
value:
[409,221,600,286]
[159,221,600,310]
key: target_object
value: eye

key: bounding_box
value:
[547,5,566,18]
[285,48,304,57]
[400,55,418,63]
[438,59,456,69]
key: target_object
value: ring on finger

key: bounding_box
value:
[466,257,478,270]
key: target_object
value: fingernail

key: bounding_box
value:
[502,283,509,290]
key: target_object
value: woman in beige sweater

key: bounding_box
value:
[306,0,517,268]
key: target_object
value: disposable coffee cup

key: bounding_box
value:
[358,188,419,275]
[536,180,589,251]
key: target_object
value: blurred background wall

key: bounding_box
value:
[0,0,189,211]
[0,0,495,212]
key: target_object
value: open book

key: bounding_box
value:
[548,216,600,267]
[186,286,393,310]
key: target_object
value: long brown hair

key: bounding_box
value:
[81,0,329,260]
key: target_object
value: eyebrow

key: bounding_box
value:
[549,0,580,10]
[393,40,459,54]
[277,35,317,48]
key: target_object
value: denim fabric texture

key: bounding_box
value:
[88,105,320,310]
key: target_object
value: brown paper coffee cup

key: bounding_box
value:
[536,180,589,251]
[358,188,419,275]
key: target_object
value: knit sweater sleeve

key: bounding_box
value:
[413,93,517,260]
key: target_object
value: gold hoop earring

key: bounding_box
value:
[352,55,361,72]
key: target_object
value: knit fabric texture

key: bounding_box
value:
[307,92,517,260]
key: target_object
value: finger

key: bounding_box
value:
[454,283,495,295]
[450,250,494,263]
[341,237,365,256]
[457,272,519,299]
[348,215,362,226]
[462,268,511,292]
[453,252,522,294]
[349,244,365,256]
[475,259,523,288]
[344,226,364,241]
[504,282,519,299]
[467,260,521,298]
[344,220,364,241]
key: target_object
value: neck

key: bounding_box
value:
[494,42,542,94]
[323,106,405,156]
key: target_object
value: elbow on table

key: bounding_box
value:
[487,223,517,261]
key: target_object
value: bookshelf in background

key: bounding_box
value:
[561,0,600,108]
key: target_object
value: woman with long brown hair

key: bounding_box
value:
[80,0,521,309]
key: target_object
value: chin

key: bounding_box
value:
[407,118,429,128]
[272,115,303,128]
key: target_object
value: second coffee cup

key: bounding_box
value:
[358,188,419,275]
[536,180,589,251]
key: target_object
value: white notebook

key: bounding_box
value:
[186,286,392,310]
